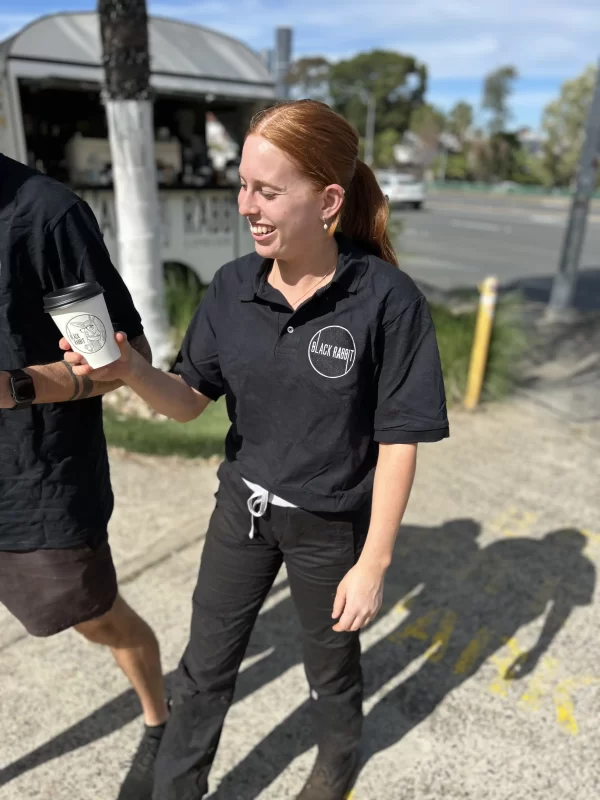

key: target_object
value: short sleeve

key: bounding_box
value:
[49,201,143,340]
[374,294,449,444]
[170,279,223,401]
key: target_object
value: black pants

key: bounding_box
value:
[154,467,370,799]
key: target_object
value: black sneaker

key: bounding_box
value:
[296,749,359,800]
[117,722,166,800]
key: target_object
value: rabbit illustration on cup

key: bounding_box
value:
[66,314,107,354]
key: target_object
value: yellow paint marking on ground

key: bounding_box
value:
[555,677,600,736]
[454,627,492,675]
[518,657,558,712]
[490,507,538,539]
[428,610,458,664]
[387,609,439,645]
[488,638,524,697]
[580,528,600,551]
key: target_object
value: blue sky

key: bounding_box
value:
[1,0,597,129]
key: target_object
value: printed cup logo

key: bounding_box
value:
[308,326,356,379]
[66,314,107,354]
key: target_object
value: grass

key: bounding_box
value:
[430,294,526,406]
[104,399,229,459]
[104,292,526,459]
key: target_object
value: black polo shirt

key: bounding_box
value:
[174,234,449,512]
[0,154,143,550]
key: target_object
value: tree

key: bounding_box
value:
[448,101,473,143]
[286,56,330,101]
[374,128,401,168]
[541,64,597,187]
[409,103,446,164]
[482,66,518,134]
[329,50,427,138]
[98,0,170,366]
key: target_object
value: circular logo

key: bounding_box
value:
[66,314,107,354]
[308,326,356,379]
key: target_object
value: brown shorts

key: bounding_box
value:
[0,538,118,637]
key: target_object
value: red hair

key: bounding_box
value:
[248,100,398,266]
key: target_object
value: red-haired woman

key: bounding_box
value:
[63,100,449,800]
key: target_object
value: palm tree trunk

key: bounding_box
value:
[98,0,170,367]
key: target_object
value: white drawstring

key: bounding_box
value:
[247,488,269,539]
[242,478,298,539]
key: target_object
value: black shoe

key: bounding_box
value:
[117,722,167,800]
[296,749,359,800]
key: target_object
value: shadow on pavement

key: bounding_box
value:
[210,521,595,798]
[503,268,600,312]
[1,523,594,797]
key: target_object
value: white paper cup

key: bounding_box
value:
[44,282,121,369]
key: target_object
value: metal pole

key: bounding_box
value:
[548,59,600,314]
[364,91,376,167]
[275,27,293,100]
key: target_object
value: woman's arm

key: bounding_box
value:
[360,442,417,569]
[63,333,211,423]
[332,442,417,632]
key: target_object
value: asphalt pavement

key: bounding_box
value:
[395,191,600,310]
[1,402,599,800]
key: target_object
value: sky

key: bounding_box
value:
[0,0,597,129]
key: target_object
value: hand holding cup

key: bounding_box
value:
[60,332,136,383]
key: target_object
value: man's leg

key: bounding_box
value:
[283,506,370,800]
[153,476,283,800]
[75,594,168,726]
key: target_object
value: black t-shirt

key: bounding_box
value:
[0,154,143,550]
[173,234,449,512]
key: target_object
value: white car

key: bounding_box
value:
[376,171,425,209]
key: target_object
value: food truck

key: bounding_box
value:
[0,11,276,284]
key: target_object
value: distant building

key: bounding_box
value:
[517,127,546,156]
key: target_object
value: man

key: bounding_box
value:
[0,152,167,798]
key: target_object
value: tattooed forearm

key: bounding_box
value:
[78,374,95,401]
[63,360,82,401]
[61,360,119,401]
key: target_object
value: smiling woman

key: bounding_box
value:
[63,98,449,800]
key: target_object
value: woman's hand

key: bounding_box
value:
[60,332,138,383]
[332,560,385,632]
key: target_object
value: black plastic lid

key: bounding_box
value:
[43,281,104,312]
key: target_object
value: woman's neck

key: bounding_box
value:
[273,236,339,287]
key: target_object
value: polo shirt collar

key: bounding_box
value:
[237,233,370,302]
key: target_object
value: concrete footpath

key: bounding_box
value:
[1,401,599,800]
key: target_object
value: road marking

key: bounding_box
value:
[489,638,525,697]
[555,677,600,736]
[519,657,558,711]
[428,610,458,664]
[454,627,492,675]
[451,219,501,232]
[530,213,563,225]
[489,507,538,538]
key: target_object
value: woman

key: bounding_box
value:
[64,100,449,800]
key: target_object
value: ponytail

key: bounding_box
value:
[338,160,398,266]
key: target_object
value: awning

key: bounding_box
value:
[0,12,275,102]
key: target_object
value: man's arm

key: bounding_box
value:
[0,334,152,408]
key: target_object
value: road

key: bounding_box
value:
[394,191,600,310]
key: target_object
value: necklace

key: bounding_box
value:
[275,265,336,308]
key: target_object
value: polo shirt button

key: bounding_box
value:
[287,326,294,334]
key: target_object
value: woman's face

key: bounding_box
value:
[238,134,342,261]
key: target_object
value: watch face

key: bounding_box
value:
[12,373,35,404]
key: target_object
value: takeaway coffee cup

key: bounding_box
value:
[43,281,121,369]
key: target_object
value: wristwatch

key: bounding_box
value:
[7,369,36,408]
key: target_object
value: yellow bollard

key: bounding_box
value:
[464,276,498,410]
